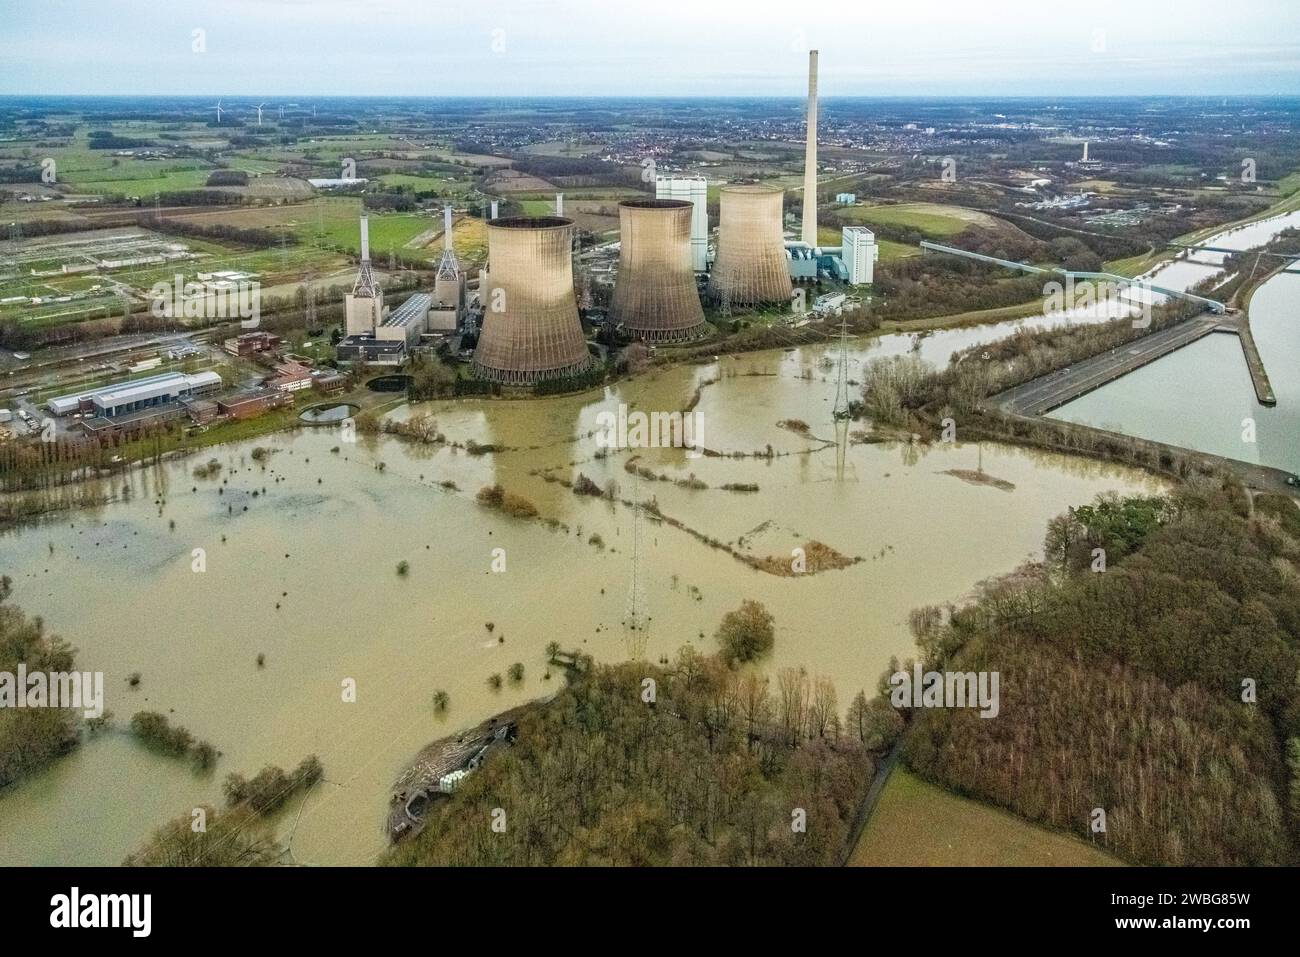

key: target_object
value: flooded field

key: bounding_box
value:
[0,333,1162,866]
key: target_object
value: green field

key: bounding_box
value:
[309,207,436,252]
[816,226,917,262]
[878,239,920,261]
[839,203,979,238]
[850,770,1123,867]
[1105,249,1169,278]
[0,136,217,196]
[67,169,216,197]
[519,199,557,216]
[376,173,471,196]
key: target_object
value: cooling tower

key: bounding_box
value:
[707,184,792,307]
[472,216,592,384]
[610,199,707,342]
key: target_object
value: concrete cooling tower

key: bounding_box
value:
[610,199,707,342]
[472,216,592,385]
[707,184,792,307]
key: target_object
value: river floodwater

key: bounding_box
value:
[0,325,1164,866]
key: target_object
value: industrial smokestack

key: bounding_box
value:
[472,216,592,385]
[802,50,819,246]
[1083,141,1089,162]
[443,205,454,252]
[708,184,792,307]
[556,193,564,216]
[359,214,371,261]
[610,199,706,342]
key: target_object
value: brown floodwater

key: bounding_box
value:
[0,334,1162,866]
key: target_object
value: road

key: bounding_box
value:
[990,314,1221,417]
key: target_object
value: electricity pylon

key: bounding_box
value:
[832,314,850,419]
[623,468,648,660]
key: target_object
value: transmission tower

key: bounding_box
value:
[832,314,850,419]
[623,468,649,660]
[305,277,318,330]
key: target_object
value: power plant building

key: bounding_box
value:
[610,199,706,342]
[472,216,592,385]
[655,175,709,272]
[842,226,880,285]
[376,293,432,348]
[708,184,792,307]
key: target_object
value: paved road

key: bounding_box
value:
[990,315,1221,417]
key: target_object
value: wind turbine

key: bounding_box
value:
[255,102,267,127]
[210,99,223,124]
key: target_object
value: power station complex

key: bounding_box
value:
[333,49,876,385]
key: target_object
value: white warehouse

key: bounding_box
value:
[47,371,223,418]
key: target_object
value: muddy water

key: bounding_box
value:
[0,334,1162,867]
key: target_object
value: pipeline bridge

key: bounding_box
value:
[919,240,1228,314]
[1168,241,1300,261]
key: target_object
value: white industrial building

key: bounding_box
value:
[813,291,847,315]
[842,226,880,285]
[377,293,432,348]
[655,175,709,272]
[47,371,222,418]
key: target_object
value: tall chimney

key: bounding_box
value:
[801,49,819,247]
[1083,141,1089,162]
[443,205,454,252]
[556,193,564,216]
[359,214,370,261]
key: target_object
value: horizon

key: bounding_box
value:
[3,0,1298,98]
[5,93,1300,102]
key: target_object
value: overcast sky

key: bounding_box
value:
[2,0,1298,97]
